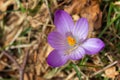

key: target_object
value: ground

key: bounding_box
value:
[0,0,120,80]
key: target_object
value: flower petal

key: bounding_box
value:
[48,31,69,50]
[73,18,89,41]
[82,38,105,55]
[68,46,85,60]
[54,10,74,35]
[47,50,68,67]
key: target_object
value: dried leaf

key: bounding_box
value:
[104,67,119,79]
[64,0,87,14]
[0,61,5,71]
[80,1,102,30]
[24,73,33,80]
[0,0,15,20]
[28,3,49,28]
[4,13,25,46]
[72,14,80,21]
[0,55,8,71]
[64,0,102,37]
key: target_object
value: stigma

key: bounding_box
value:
[67,36,76,46]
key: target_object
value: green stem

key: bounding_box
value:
[71,62,81,80]
[98,2,120,38]
[99,14,120,38]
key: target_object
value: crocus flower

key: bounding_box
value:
[47,10,105,67]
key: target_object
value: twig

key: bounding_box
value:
[54,0,68,9]
[22,49,29,69]
[65,71,76,80]
[19,49,29,80]
[2,50,29,80]
[90,61,118,77]
[44,0,53,24]
[42,18,50,33]
[2,51,21,69]
[9,42,36,49]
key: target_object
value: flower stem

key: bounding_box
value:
[71,62,82,80]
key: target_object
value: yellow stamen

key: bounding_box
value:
[67,36,76,46]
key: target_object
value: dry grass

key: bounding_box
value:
[0,0,120,80]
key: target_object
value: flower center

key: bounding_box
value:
[67,36,76,46]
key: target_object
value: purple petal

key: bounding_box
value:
[54,10,74,35]
[68,46,85,60]
[82,38,105,55]
[48,31,69,50]
[73,18,89,42]
[47,50,68,67]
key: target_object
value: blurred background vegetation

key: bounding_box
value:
[0,0,120,80]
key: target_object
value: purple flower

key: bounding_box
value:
[47,10,105,67]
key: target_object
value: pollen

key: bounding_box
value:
[67,36,76,46]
